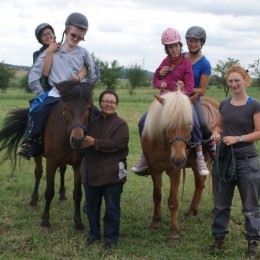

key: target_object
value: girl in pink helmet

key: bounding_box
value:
[132,28,209,176]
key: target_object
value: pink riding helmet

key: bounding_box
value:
[161,28,181,45]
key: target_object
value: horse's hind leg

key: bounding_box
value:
[58,164,67,201]
[149,173,163,230]
[185,167,206,217]
[29,156,43,207]
[41,165,56,230]
[72,166,85,230]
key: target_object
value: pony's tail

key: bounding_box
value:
[0,108,29,169]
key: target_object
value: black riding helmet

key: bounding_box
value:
[185,26,206,55]
[65,12,88,30]
[185,26,206,45]
[60,12,88,43]
[35,23,55,45]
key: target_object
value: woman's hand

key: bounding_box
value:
[159,66,170,76]
[176,80,184,90]
[47,42,60,53]
[160,82,167,90]
[222,136,239,146]
[211,133,222,142]
[83,135,94,147]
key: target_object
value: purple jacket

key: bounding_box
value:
[153,56,194,96]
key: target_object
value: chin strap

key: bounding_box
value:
[188,48,202,56]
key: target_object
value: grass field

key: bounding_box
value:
[0,86,260,259]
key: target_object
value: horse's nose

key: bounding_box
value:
[171,157,186,168]
[70,136,84,149]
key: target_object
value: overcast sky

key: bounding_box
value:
[1,0,260,72]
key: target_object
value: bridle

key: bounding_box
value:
[62,105,91,135]
[63,118,89,134]
[167,136,192,146]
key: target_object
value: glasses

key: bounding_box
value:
[70,33,85,41]
[41,31,53,39]
[101,100,117,106]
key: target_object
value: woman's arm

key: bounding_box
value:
[193,74,209,96]
[43,42,60,76]
[74,65,88,81]
[182,61,194,96]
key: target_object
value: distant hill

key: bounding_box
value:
[4,63,30,72]
[4,63,154,79]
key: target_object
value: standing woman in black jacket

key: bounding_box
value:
[82,90,129,250]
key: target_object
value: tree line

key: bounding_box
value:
[1,57,260,96]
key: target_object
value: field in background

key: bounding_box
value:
[0,87,260,259]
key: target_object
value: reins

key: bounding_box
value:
[62,112,89,134]
[215,142,236,192]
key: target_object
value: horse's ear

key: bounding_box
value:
[154,94,165,105]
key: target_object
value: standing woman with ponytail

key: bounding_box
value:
[209,66,260,258]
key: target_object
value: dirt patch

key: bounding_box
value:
[15,70,28,77]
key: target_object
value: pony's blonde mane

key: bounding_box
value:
[143,91,193,144]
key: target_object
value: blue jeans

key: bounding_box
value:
[84,183,123,243]
[212,156,260,241]
[138,105,202,143]
[193,99,212,140]
[24,96,59,142]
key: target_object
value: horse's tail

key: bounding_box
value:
[0,108,29,168]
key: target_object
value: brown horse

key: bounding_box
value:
[142,90,219,242]
[0,80,93,231]
[0,109,67,207]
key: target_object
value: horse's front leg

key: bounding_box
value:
[184,166,206,217]
[72,165,85,231]
[58,164,67,201]
[41,163,56,231]
[149,172,163,229]
[29,156,43,207]
[168,169,181,242]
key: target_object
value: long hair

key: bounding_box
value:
[143,90,193,145]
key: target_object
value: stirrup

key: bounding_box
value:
[17,143,31,160]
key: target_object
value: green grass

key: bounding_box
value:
[0,87,260,259]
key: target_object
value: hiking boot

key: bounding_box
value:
[208,236,226,254]
[17,143,31,160]
[245,240,258,259]
[131,152,148,174]
[196,156,209,176]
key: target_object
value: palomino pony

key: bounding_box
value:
[0,80,93,231]
[142,90,218,242]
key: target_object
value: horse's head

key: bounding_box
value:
[165,126,192,168]
[55,80,94,149]
[155,92,193,168]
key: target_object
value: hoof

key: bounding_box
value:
[183,209,198,217]
[75,222,85,231]
[168,236,179,243]
[29,200,38,208]
[28,203,37,210]
[41,226,50,232]
[59,195,67,201]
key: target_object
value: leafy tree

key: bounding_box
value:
[96,58,123,91]
[248,58,260,87]
[0,61,16,93]
[127,63,147,95]
[212,58,240,96]
[19,74,31,93]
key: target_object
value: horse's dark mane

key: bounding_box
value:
[56,80,93,103]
